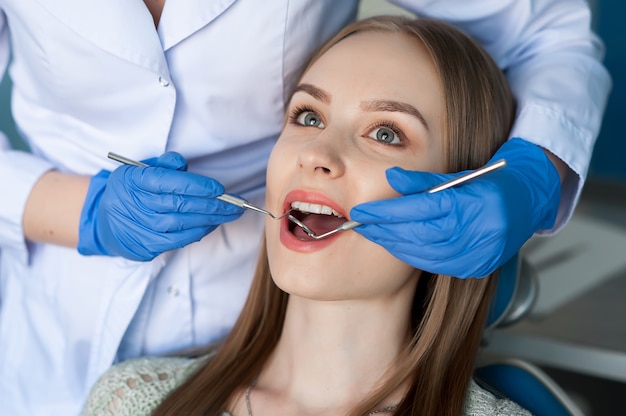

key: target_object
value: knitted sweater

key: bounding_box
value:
[81,356,533,416]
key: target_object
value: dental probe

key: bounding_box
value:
[293,158,508,240]
[106,152,292,220]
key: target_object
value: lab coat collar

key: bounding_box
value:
[32,0,237,73]
[158,0,237,51]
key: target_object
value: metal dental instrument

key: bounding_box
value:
[107,152,293,220]
[293,158,508,240]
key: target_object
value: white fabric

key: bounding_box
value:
[0,0,610,415]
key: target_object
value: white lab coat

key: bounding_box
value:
[0,0,610,415]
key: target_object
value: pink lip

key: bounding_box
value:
[279,189,349,253]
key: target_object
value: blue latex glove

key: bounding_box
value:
[349,138,561,278]
[78,151,244,261]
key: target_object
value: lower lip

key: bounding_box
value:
[279,217,341,252]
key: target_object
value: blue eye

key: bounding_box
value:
[296,111,325,128]
[368,126,401,145]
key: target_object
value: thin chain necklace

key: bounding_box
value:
[244,380,398,415]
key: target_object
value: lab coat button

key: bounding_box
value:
[167,285,180,297]
[158,76,170,87]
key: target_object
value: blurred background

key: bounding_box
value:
[1,1,624,414]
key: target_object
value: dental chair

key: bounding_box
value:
[475,254,585,416]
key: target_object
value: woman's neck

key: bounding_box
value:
[254,296,412,415]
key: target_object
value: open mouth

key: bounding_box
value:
[288,201,348,240]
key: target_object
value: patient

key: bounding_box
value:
[83,16,530,416]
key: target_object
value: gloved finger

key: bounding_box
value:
[386,167,462,195]
[145,211,243,233]
[379,224,506,274]
[134,189,244,216]
[112,225,217,261]
[120,165,226,197]
[365,234,486,276]
[358,232,458,272]
[106,193,243,232]
[353,215,459,246]
[350,191,453,224]
[144,226,219,256]
[101,225,159,261]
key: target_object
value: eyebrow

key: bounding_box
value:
[361,100,429,131]
[292,83,331,104]
[293,83,429,131]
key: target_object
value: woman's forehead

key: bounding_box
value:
[303,31,439,94]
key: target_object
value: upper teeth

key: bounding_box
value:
[291,201,344,217]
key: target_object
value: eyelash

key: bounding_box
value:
[367,120,405,146]
[288,105,319,126]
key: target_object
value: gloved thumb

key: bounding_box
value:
[154,151,188,171]
[386,167,452,195]
[140,151,188,171]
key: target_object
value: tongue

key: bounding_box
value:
[293,213,347,240]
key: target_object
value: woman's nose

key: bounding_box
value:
[297,128,346,179]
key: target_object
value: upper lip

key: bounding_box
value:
[283,190,349,218]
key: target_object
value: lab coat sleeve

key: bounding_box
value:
[389,0,612,233]
[0,10,54,262]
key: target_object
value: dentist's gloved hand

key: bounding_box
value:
[349,138,561,278]
[78,151,244,261]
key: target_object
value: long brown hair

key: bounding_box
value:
[154,16,514,416]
